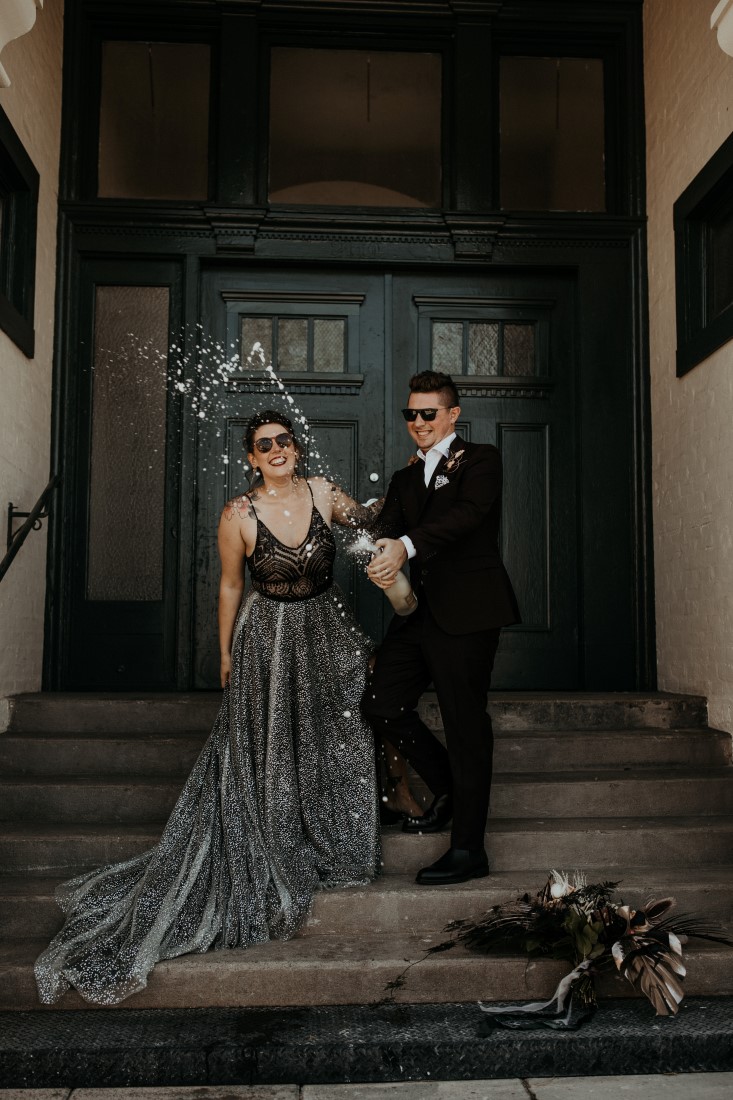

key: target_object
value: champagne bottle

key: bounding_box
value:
[383,568,418,616]
[350,532,418,616]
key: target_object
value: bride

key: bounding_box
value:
[34,410,387,1006]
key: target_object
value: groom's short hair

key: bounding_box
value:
[409,370,460,408]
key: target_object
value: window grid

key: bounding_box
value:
[431,320,536,378]
[241,315,347,373]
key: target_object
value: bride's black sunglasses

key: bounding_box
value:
[253,432,294,453]
[401,407,451,422]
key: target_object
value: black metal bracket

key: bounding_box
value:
[6,501,49,553]
[0,475,61,585]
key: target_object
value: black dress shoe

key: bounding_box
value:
[402,793,453,834]
[416,847,489,885]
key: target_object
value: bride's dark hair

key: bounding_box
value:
[244,410,302,491]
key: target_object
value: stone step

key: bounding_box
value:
[4,690,709,734]
[0,733,207,777]
[1,727,729,777]
[2,934,732,1011]
[0,823,159,875]
[382,819,733,873]
[378,822,730,871]
[4,693,224,735]
[3,866,733,941]
[2,817,732,876]
[493,727,730,771]
[2,768,732,825]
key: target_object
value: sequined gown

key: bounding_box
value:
[34,497,380,1006]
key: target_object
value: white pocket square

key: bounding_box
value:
[434,474,450,489]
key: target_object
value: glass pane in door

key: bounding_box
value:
[313,319,346,372]
[277,318,309,371]
[467,323,499,376]
[431,322,463,372]
[503,324,536,376]
[87,286,169,600]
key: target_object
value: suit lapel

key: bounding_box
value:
[403,459,429,526]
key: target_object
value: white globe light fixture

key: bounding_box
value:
[0,0,43,88]
[712,0,733,57]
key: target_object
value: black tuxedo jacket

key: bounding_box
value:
[377,436,521,635]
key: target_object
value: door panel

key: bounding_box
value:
[499,422,550,629]
[392,271,579,688]
[63,261,182,689]
[193,269,388,688]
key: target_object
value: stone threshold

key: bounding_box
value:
[1,997,732,1089]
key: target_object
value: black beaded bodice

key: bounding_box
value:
[247,496,336,602]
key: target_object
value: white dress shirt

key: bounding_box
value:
[399,432,456,560]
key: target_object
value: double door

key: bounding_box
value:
[192,266,579,689]
[61,261,591,690]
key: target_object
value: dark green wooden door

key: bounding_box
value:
[195,266,581,690]
[392,270,579,689]
[61,263,613,691]
[193,267,388,688]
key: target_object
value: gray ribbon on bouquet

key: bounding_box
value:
[478,959,595,1031]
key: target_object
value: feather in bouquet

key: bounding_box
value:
[437,871,732,1030]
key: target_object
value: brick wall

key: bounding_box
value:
[0,1,63,713]
[645,1,733,731]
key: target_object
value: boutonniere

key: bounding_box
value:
[443,449,465,474]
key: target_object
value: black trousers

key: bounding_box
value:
[362,602,501,850]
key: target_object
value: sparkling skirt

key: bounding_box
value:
[34,586,381,1006]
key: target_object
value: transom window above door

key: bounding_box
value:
[432,320,538,378]
[98,41,211,200]
[268,47,442,207]
[500,55,605,212]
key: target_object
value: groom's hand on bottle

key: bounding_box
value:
[367,538,408,589]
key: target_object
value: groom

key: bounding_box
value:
[362,370,520,885]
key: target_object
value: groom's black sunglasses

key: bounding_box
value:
[401,407,452,422]
[253,432,294,453]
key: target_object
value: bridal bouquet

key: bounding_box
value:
[436,871,732,1029]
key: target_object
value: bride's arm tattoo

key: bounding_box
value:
[223,495,256,522]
